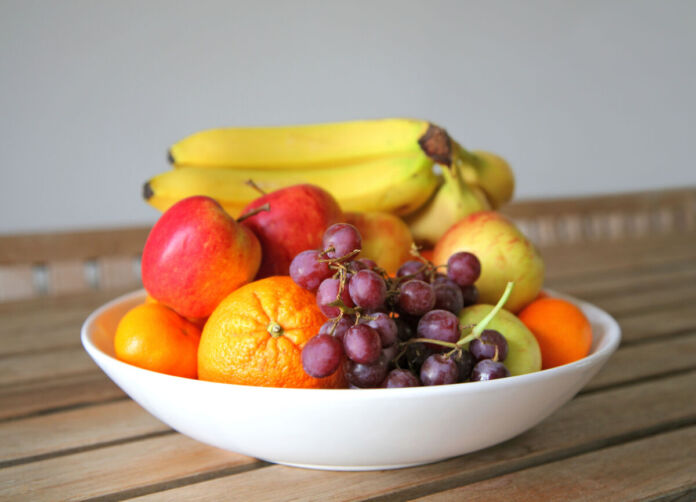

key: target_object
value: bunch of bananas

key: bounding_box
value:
[144,118,514,246]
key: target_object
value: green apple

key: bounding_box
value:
[459,303,542,376]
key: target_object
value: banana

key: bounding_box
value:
[168,118,453,169]
[404,163,490,247]
[452,143,515,209]
[144,153,439,218]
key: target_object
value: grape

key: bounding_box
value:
[406,342,433,372]
[301,334,344,378]
[289,250,332,291]
[420,354,459,385]
[454,349,476,382]
[417,309,460,350]
[356,258,378,270]
[471,359,510,381]
[381,344,400,366]
[398,280,436,316]
[343,324,382,364]
[395,317,415,341]
[447,252,481,287]
[396,260,428,281]
[362,312,398,347]
[318,316,354,342]
[344,354,389,388]
[348,269,387,310]
[323,223,362,260]
[316,277,354,318]
[432,273,450,284]
[382,369,421,388]
[460,284,479,306]
[433,280,465,314]
[469,330,508,362]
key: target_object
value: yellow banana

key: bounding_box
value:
[144,154,439,218]
[452,143,515,209]
[404,163,490,247]
[168,118,453,169]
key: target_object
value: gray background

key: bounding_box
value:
[1,0,695,233]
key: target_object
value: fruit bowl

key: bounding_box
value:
[81,289,620,471]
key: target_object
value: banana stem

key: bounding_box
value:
[451,141,482,169]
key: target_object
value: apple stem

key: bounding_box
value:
[237,203,270,223]
[245,179,267,196]
[458,281,514,345]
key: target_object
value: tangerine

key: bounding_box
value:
[114,302,201,378]
[198,276,345,388]
[517,297,592,369]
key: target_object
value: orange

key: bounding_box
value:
[145,294,207,329]
[420,249,435,264]
[114,302,201,378]
[198,276,345,388]
[517,297,592,369]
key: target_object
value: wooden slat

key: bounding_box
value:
[0,264,35,302]
[0,400,168,464]
[0,227,149,265]
[46,259,89,295]
[617,304,696,343]
[502,187,696,222]
[0,285,133,315]
[578,281,696,317]
[584,332,696,391]
[97,255,141,290]
[0,372,124,421]
[0,434,258,502]
[542,233,696,280]
[0,346,97,387]
[116,372,696,502]
[0,325,82,357]
[549,265,696,301]
[416,427,696,501]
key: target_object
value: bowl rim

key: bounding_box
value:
[81,288,621,398]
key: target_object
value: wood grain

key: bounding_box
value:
[0,434,258,502]
[122,372,696,502]
[584,332,696,391]
[415,426,696,501]
[0,400,168,464]
[0,227,149,265]
[0,372,124,421]
[0,346,98,387]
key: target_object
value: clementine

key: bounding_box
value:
[114,302,201,378]
[198,276,345,388]
[517,297,592,369]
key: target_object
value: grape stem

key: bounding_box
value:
[457,281,514,346]
[403,337,458,350]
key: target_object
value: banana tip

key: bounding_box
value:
[142,181,154,200]
[167,150,174,164]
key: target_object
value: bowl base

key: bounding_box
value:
[272,459,438,471]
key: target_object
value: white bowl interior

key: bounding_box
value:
[82,289,620,470]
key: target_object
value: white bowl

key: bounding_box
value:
[81,289,620,471]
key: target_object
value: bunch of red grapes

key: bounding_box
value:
[289,223,511,388]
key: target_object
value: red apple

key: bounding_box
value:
[240,184,343,278]
[142,196,261,318]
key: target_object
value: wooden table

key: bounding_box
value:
[1,231,696,501]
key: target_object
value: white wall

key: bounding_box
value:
[1,0,695,233]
